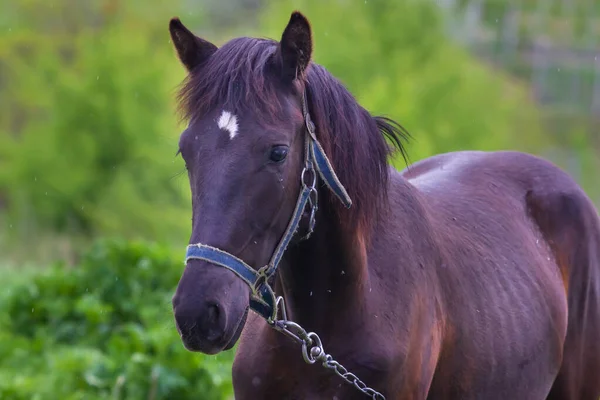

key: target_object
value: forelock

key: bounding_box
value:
[176,37,294,126]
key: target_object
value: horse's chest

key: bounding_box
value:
[232,349,339,399]
[233,367,367,400]
[232,335,381,400]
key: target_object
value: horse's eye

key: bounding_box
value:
[269,146,289,163]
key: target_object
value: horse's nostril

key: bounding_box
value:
[204,302,224,341]
[172,296,229,352]
[206,303,220,325]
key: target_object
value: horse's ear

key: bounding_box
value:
[169,17,217,72]
[278,11,313,82]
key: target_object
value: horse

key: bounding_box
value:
[168,11,600,400]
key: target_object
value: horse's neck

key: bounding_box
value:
[276,198,370,332]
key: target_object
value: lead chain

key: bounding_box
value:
[267,297,386,400]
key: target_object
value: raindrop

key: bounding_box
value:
[9,224,12,229]
[115,277,119,281]
[8,28,12,32]
[327,289,331,293]
[96,76,99,80]
[557,68,561,72]
[341,270,345,275]
[495,19,498,23]
[86,288,89,292]
[45,192,48,196]
[34,177,37,181]
[310,291,313,296]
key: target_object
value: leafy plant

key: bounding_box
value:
[0,238,234,400]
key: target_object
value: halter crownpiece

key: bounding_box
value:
[185,90,352,320]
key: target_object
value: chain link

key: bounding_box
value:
[268,297,385,400]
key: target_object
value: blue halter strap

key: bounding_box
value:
[185,91,352,321]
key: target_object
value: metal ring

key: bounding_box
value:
[302,342,319,364]
[302,332,324,364]
[301,166,317,189]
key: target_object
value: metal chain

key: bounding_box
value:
[268,297,386,400]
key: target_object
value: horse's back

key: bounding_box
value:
[401,150,600,399]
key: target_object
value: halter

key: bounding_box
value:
[185,91,351,321]
[183,91,385,400]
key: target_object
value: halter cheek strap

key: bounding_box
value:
[185,92,352,321]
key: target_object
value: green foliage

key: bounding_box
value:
[0,239,234,400]
[0,1,192,254]
[260,0,547,169]
[2,0,580,264]
[0,2,596,398]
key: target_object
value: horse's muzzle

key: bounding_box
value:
[172,259,250,354]
[173,297,227,353]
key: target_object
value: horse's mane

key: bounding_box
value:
[176,37,410,232]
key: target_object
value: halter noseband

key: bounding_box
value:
[184,91,352,321]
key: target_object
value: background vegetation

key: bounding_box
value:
[0,0,597,398]
[0,239,234,399]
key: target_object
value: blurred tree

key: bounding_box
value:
[259,0,547,170]
[0,0,194,259]
[0,0,565,263]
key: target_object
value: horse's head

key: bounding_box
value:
[170,13,315,354]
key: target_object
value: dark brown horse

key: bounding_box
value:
[169,11,600,400]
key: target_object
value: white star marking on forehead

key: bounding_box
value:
[217,110,239,139]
